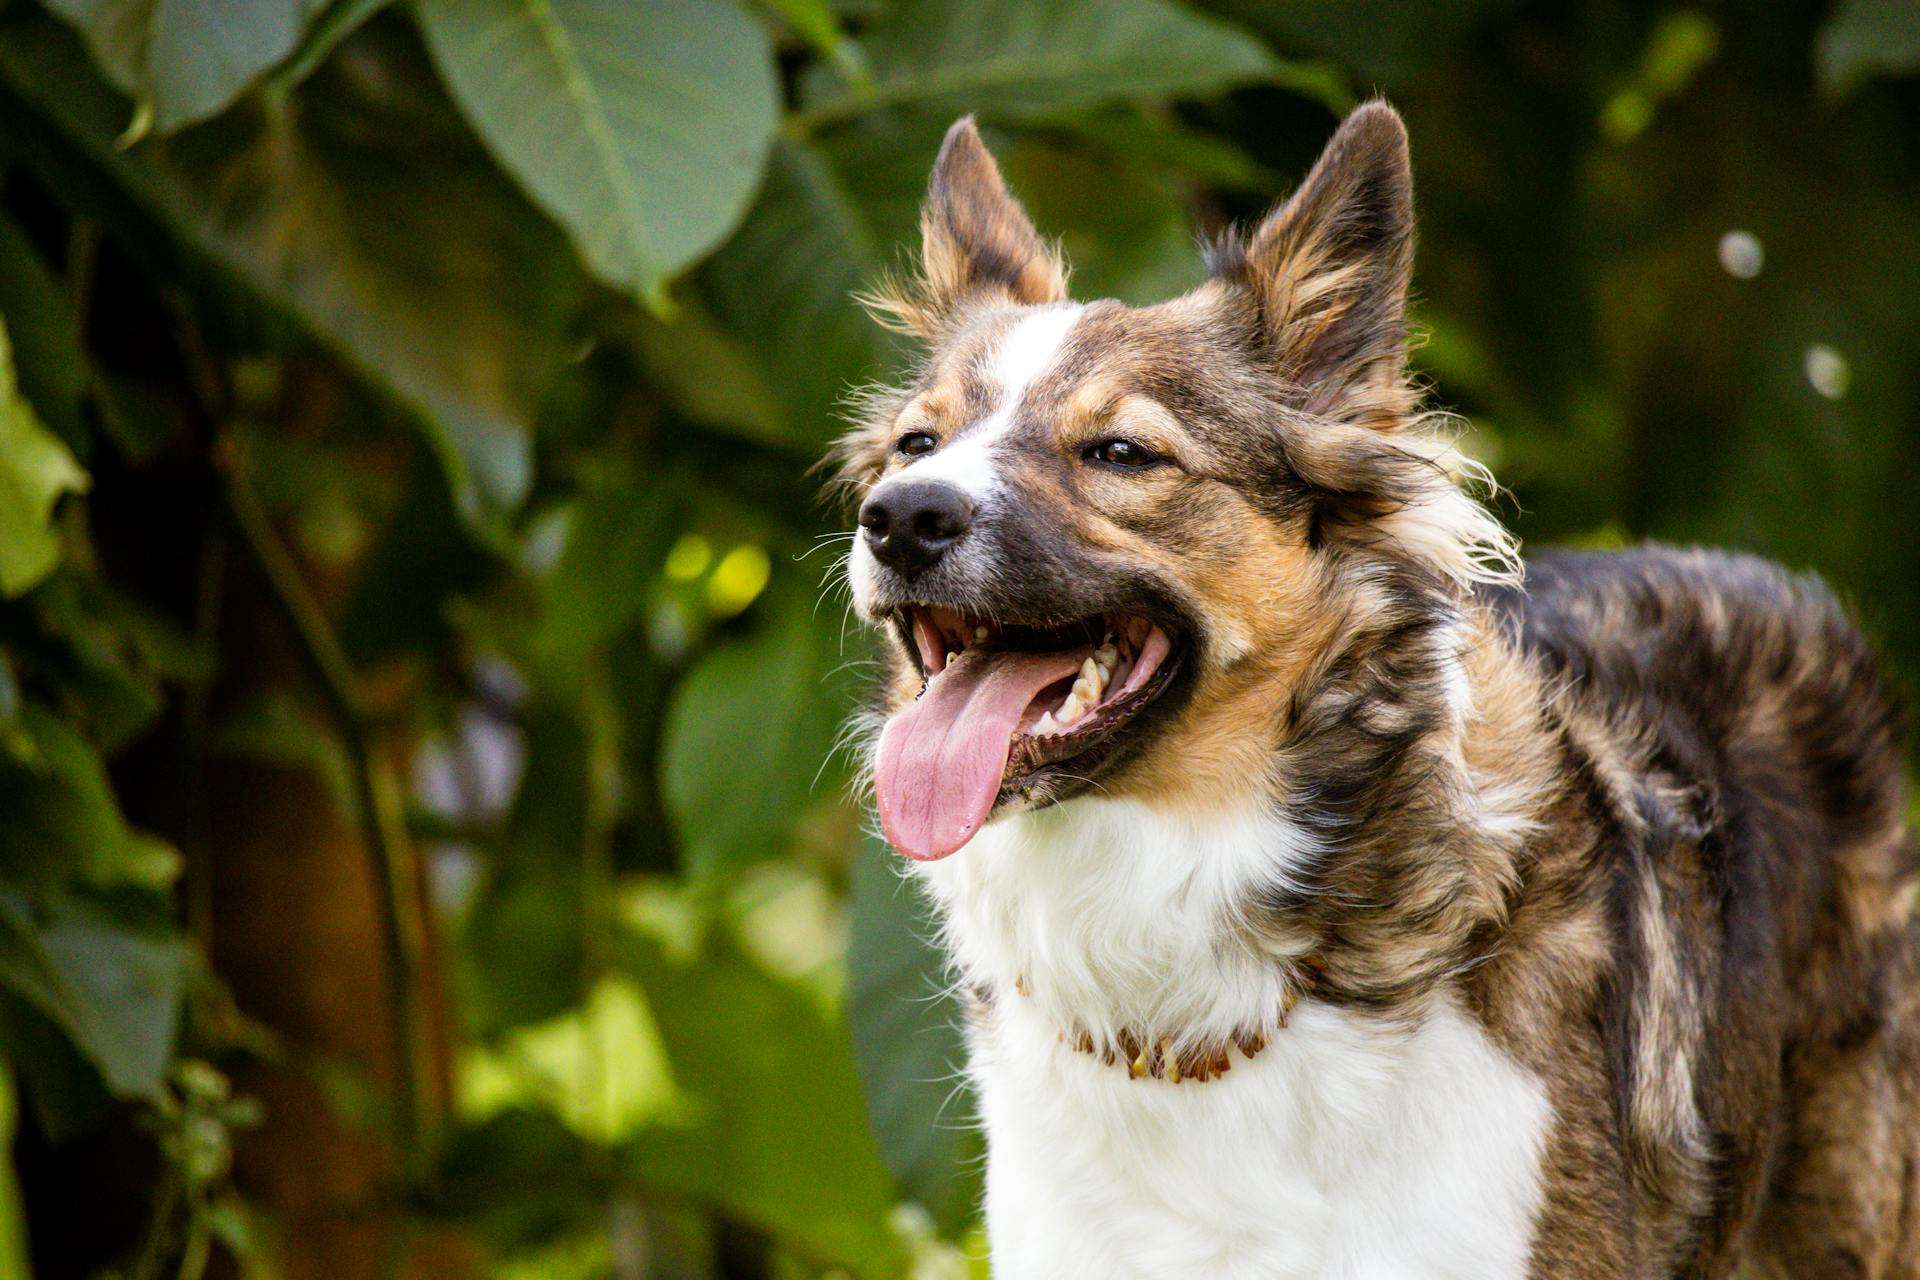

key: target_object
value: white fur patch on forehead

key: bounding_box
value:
[987,303,1084,404]
[900,303,1084,500]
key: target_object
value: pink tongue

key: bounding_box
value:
[874,647,1084,861]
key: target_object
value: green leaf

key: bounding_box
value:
[533,481,685,672]
[659,585,862,877]
[0,704,181,893]
[622,921,906,1278]
[462,703,589,1032]
[0,14,587,527]
[40,0,330,134]
[0,212,89,453]
[1817,0,1920,97]
[0,318,88,600]
[847,837,981,1234]
[796,0,1282,129]
[0,890,189,1099]
[24,570,209,754]
[701,138,905,444]
[415,0,779,305]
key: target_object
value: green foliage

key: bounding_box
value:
[414,0,779,308]
[0,0,1916,1275]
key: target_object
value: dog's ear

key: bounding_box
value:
[1229,101,1414,426]
[876,118,1067,335]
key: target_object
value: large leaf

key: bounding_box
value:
[0,14,586,526]
[700,138,908,445]
[846,837,981,1234]
[41,0,329,133]
[659,584,863,877]
[0,318,88,599]
[622,922,906,1278]
[416,0,779,306]
[0,890,189,1099]
[1817,0,1920,97]
[796,0,1282,128]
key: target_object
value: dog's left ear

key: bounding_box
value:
[1229,101,1414,426]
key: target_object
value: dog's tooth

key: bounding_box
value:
[1055,696,1083,726]
[973,625,989,643]
[1079,657,1103,688]
[1070,676,1095,704]
[1095,643,1118,669]
[1033,710,1058,736]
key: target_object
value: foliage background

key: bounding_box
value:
[0,0,1915,1276]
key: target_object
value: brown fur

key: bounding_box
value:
[834,103,1920,1275]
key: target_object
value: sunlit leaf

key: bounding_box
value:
[0,889,189,1099]
[416,0,779,306]
[622,922,906,1278]
[0,318,87,600]
[41,0,330,134]
[847,837,981,1234]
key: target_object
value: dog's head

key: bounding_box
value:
[832,102,1516,862]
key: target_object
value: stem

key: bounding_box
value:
[213,432,432,1168]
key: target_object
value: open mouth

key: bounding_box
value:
[873,605,1182,862]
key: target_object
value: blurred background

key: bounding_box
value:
[0,0,1915,1275]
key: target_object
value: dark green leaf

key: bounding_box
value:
[0,889,189,1099]
[415,0,779,305]
[462,703,588,1031]
[847,837,981,1234]
[0,212,89,452]
[533,481,685,672]
[622,923,905,1278]
[701,138,904,445]
[659,584,863,877]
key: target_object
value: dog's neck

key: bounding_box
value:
[910,600,1553,1050]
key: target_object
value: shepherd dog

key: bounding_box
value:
[828,101,1920,1278]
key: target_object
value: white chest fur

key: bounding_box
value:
[911,798,1551,1279]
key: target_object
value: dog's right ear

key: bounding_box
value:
[868,118,1068,337]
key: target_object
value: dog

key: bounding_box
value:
[830,101,1920,1278]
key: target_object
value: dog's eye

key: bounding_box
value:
[896,432,938,457]
[1085,439,1158,468]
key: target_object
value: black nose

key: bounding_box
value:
[859,479,974,575]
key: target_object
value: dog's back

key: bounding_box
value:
[1490,546,1920,1275]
